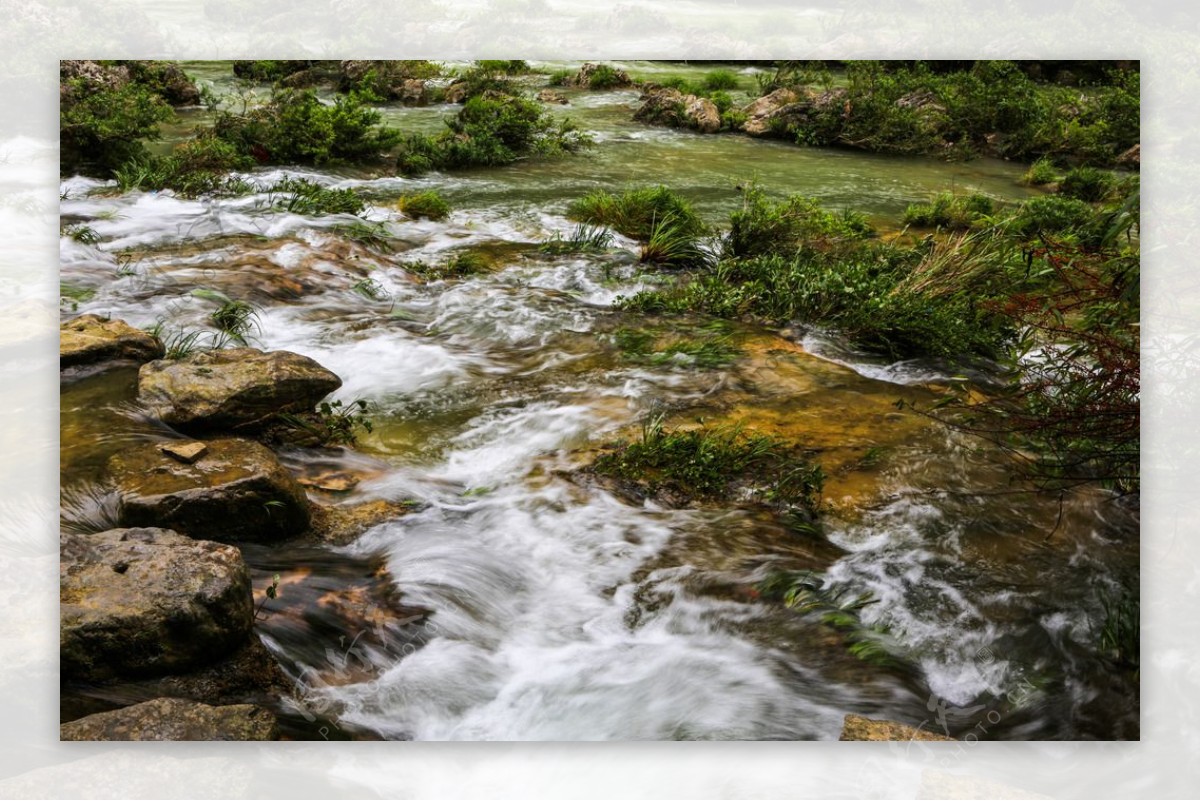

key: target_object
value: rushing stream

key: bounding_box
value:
[59,61,1138,740]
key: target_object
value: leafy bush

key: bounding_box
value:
[1059,166,1117,202]
[395,190,451,220]
[902,192,996,230]
[1021,157,1060,186]
[60,78,174,175]
[114,135,254,196]
[566,186,705,241]
[395,94,591,175]
[585,64,625,90]
[1005,195,1096,240]
[213,89,402,165]
[701,69,740,91]
[725,187,873,259]
[476,60,530,74]
[547,69,573,87]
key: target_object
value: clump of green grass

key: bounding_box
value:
[63,224,102,245]
[115,135,255,197]
[566,186,706,242]
[475,60,530,74]
[1058,166,1118,203]
[395,189,451,221]
[592,414,823,512]
[330,220,393,251]
[546,69,573,87]
[351,275,391,301]
[725,186,873,258]
[612,322,742,369]
[404,251,490,280]
[1004,195,1097,240]
[268,177,366,216]
[539,223,613,255]
[640,213,713,269]
[192,288,261,345]
[902,191,996,230]
[1021,157,1060,186]
[581,64,627,90]
[701,69,740,91]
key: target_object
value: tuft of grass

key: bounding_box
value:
[1095,582,1139,670]
[63,224,102,245]
[267,177,366,216]
[404,251,490,280]
[725,186,873,259]
[566,186,705,242]
[1021,157,1060,186]
[701,69,740,91]
[640,212,713,270]
[395,189,451,221]
[539,223,613,255]
[593,414,823,512]
[612,321,742,369]
[351,275,391,301]
[330,220,393,251]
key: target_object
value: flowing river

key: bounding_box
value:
[59,61,1139,740]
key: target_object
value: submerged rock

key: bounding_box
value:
[839,713,955,741]
[107,438,311,542]
[137,347,342,432]
[634,87,721,133]
[60,698,278,741]
[537,88,569,105]
[60,315,165,369]
[60,528,253,681]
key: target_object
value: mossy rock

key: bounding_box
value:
[634,87,720,133]
[60,528,254,681]
[60,698,278,741]
[137,347,342,432]
[107,438,311,542]
[60,315,165,369]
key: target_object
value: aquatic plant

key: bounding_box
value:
[566,186,705,242]
[701,69,741,91]
[1058,166,1118,203]
[725,186,873,259]
[584,64,626,90]
[267,177,366,216]
[395,190,451,221]
[640,213,713,270]
[192,289,261,344]
[539,224,613,255]
[63,224,102,245]
[278,399,375,447]
[1021,157,1060,186]
[115,136,255,196]
[612,322,741,369]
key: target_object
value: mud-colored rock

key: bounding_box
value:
[1117,143,1140,168]
[839,713,955,741]
[137,347,342,431]
[60,698,278,741]
[537,88,569,105]
[740,88,800,136]
[107,438,311,542]
[308,498,415,546]
[159,440,208,464]
[61,315,165,369]
[634,87,721,133]
[568,63,633,89]
[60,528,253,681]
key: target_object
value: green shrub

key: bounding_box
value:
[612,322,741,369]
[902,192,996,230]
[213,89,402,165]
[1006,195,1096,240]
[725,186,873,259]
[395,190,451,220]
[586,64,625,90]
[1021,157,1060,186]
[1059,166,1117,202]
[708,90,734,114]
[701,69,740,91]
[396,94,591,175]
[60,78,174,175]
[566,185,705,241]
[476,60,530,74]
[115,135,255,196]
[547,69,573,87]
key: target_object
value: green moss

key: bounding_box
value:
[395,190,451,221]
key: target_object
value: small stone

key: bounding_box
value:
[298,471,360,493]
[158,440,208,464]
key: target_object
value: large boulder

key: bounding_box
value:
[338,60,433,104]
[740,88,800,135]
[634,87,721,133]
[107,438,311,541]
[839,714,955,741]
[61,698,278,741]
[568,63,633,89]
[137,347,342,432]
[60,528,253,681]
[122,61,201,106]
[61,315,165,369]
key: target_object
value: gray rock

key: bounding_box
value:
[107,438,311,542]
[60,528,253,681]
[61,698,278,741]
[137,347,342,431]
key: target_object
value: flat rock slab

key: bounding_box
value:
[839,713,955,742]
[60,528,253,681]
[108,438,311,542]
[159,440,209,464]
[61,698,278,741]
[137,347,342,431]
[61,315,164,368]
